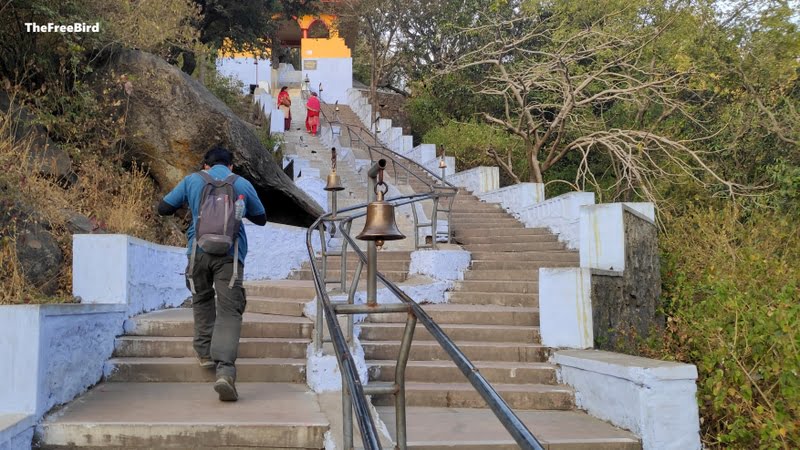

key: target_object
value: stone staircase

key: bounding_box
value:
[33,99,641,449]
[36,280,328,449]
[355,147,641,447]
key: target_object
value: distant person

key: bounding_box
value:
[306,91,320,135]
[157,146,267,402]
[277,86,291,131]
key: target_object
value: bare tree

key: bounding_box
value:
[335,0,405,123]
[444,11,747,202]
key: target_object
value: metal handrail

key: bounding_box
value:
[305,191,545,450]
[318,102,458,192]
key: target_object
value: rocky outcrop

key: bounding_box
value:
[0,194,63,295]
[103,50,323,227]
[0,92,75,184]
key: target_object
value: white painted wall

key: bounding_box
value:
[303,58,353,105]
[579,203,656,271]
[476,183,545,212]
[409,249,471,281]
[73,235,188,317]
[515,192,595,250]
[553,350,701,450]
[244,222,321,281]
[216,56,270,94]
[538,268,594,349]
[448,166,499,194]
[0,304,125,418]
[270,108,285,135]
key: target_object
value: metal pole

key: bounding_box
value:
[343,377,353,450]
[395,313,417,450]
[315,223,326,351]
[366,160,386,306]
[431,196,439,250]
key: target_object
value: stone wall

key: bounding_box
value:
[591,209,662,350]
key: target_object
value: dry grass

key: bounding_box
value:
[0,100,184,304]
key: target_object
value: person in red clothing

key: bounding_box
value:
[277,86,291,131]
[305,91,320,135]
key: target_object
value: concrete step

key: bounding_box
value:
[469,260,576,271]
[447,292,538,307]
[318,251,412,262]
[313,259,410,271]
[114,336,310,359]
[464,270,539,281]
[358,322,539,343]
[457,234,559,245]
[362,340,548,362]
[450,211,515,219]
[462,242,566,252]
[124,309,313,339]
[367,360,555,385]
[371,382,573,410]
[367,304,539,326]
[247,296,306,317]
[454,279,539,293]
[290,269,409,283]
[244,279,318,299]
[105,357,306,383]
[470,251,578,263]
[37,383,329,448]
[376,406,641,449]
[450,219,523,228]
[454,227,551,238]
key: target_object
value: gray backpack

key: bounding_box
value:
[187,171,242,293]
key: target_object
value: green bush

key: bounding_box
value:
[423,120,527,185]
[649,206,799,449]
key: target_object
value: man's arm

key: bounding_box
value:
[158,178,187,216]
[240,179,267,226]
[157,200,179,216]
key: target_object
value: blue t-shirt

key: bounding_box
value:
[163,165,265,263]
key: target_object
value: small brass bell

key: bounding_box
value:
[357,187,405,246]
[325,170,344,191]
[438,157,447,169]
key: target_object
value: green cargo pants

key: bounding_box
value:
[186,252,246,380]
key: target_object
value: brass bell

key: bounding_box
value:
[325,170,344,191]
[438,157,447,169]
[357,188,405,246]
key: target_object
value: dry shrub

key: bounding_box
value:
[0,102,184,303]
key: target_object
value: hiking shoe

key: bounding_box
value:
[214,376,238,402]
[198,357,215,369]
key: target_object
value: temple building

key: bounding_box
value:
[216,4,353,105]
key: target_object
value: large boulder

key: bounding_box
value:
[102,50,323,227]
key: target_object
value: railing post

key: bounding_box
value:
[395,313,417,450]
[431,196,439,250]
[343,377,354,450]
[366,160,386,305]
[314,223,326,351]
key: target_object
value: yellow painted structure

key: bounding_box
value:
[301,36,351,59]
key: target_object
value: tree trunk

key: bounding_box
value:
[529,150,543,183]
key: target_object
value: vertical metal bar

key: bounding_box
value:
[340,220,351,294]
[343,376,354,450]
[446,193,455,244]
[395,313,417,450]
[315,223,327,351]
[347,259,363,344]
[431,196,440,250]
[366,164,378,306]
[411,201,420,250]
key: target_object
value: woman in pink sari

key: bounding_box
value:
[277,86,291,131]
[305,92,320,135]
